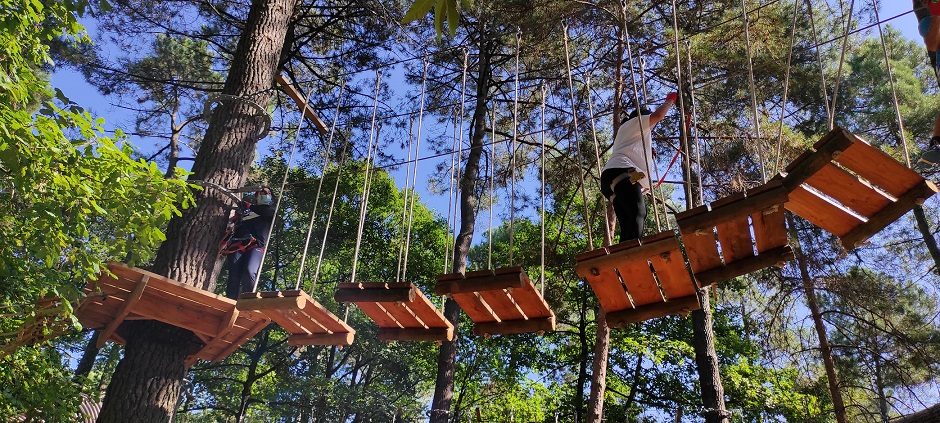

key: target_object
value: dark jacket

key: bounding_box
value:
[232,203,275,247]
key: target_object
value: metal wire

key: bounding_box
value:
[488,108,496,270]
[638,56,666,230]
[400,115,417,280]
[349,71,382,284]
[685,40,705,206]
[295,80,347,290]
[540,83,547,295]
[806,0,834,125]
[672,0,694,209]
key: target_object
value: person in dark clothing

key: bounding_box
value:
[914,0,940,165]
[223,187,275,299]
[601,93,677,242]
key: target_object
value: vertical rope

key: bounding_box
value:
[638,56,665,231]
[401,59,429,281]
[540,83,547,295]
[872,1,913,168]
[563,23,597,249]
[741,0,766,184]
[350,71,382,284]
[829,0,856,130]
[251,87,313,292]
[585,75,613,241]
[773,0,801,175]
[488,107,496,270]
[295,80,346,290]
[671,0,694,208]
[311,125,352,289]
[400,115,417,281]
[806,0,833,125]
[452,49,468,270]
[444,112,456,274]
[684,41,704,206]
[509,29,521,265]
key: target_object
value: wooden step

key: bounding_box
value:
[76,263,271,366]
[335,282,453,342]
[436,267,555,336]
[575,231,700,328]
[676,180,794,285]
[781,128,938,249]
[238,290,354,347]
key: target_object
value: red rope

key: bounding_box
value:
[655,149,682,189]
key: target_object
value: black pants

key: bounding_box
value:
[601,168,647,242]
[225,247,263,299]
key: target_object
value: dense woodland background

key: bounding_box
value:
[3,0,940,422]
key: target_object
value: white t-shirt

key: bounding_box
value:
[603,115,655,190]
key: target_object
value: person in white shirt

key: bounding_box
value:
[601,92,677,242]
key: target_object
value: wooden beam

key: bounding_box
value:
[287,332,354,347]
[576,234,678,279]
[781,128,854,190]
[188,308,241,366]
[274,74,328,135]
[236,295,306,311]
[207,317,270,363]
[472,316,556,337]
[377,327,454,342]
[97,275,149,348]
[435,272,524,295]
[695,246,794,286]
[606,295,701,328]
[677,184,788,233]
[840,180,939,250]
[334,285,416,303]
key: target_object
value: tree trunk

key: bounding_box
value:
[74,331,100,381]
[788,215,848,423]
[691,290,728,423]
[430,29,493,423]
[574,292,589,423]
[874,351,889,423]
[913,205,940,274]
[96,1,296,421]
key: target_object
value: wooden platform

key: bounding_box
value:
[435,267,556,336]
[781,128,938,249]
[676,180,795,285]
[334,283,454,342]
[76,263,271,366]
[575,232,701,328]
[237,290,354,346]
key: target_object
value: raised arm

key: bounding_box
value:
[649,92,678,127]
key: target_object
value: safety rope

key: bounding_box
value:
[509,29,521,265]
[563,23,597,249]
[400,115,417,280]
[295,80,346,290]
[311,126,353,289]
[685,40,705,205]
[584,75,613,240]
[638,56,666,230]
[540,83,548,295]
[671,0,695,207]
[806,0,834,125]
[488,108,496,270]
[350,71,383,284]
[401,59,429,282]
[773,0,801,175]
[872,1,913,168]
[829,0,856,130]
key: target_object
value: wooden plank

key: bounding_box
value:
[377,327,453,342]
[606,295,701,328]
[695,246,795,286]
[680,230,723,273]
[578,256,632,313]
[805,163,893,217]
[472,316,556,336]
[334,284,416,303]
[296,297,352,334]
[207,317,270,362]
[451,292,499,322]
[380,301,427,329]
[287,332,354,347]
[786,185,866,237]
[575,246,610,262]
[407,291,450,329]
[478,289,526,321]
[237,295,306,311]
[109,264,234,312]
[676,184,786,234]
[835,135,920,197]
[274,74,328,135]
[751,206,788,252]
[438,271,524,295]
[650,250,697,301]
[577,234,677,276]
[271,309,318,335]
[615,257,662,308]
[715,216,755,263]
[102,273,233,326]
[354,302,402,328]
[93,279,223,337]
[189,308,240,365]
[782,129,855,189]
[508,283,553,320]
[840,180,939,249]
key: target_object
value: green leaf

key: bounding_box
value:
[446,0,459,35]
[402,0,436,23]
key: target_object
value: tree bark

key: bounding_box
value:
[691,290,728,423]
[788,215,848,423]
[96,0,296,421]
[912,205,940,274]
[74,331,100,381]
[430,28,493,423]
